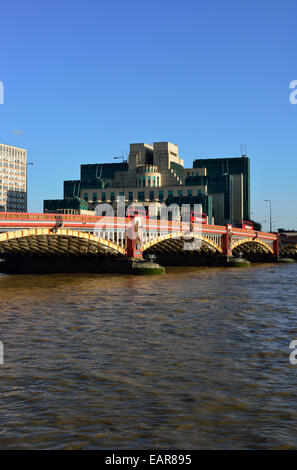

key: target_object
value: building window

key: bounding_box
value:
[143,175,145,187]
[110,192,115,202]
[168,190,173,198]
[128,192,133,202]
[178,190,183,196]
[149,191,154,201]
[148,175,151,186]
[92,192,97,202]
[84,193,88,201]
[102,192,106,202]
[138,176,141,187]
[153,176,155,187]
[138,191,144,202]
[159,191,164,202]
[157,176,159,186]
[187,190,192,196]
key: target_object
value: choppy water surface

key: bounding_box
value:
[0,263,296,449]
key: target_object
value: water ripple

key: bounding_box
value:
[0,264,296,449]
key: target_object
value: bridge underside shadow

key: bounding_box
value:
[143,237,221,266]
[143,236,278,266]
[0,229,126,273]
[232,240,275,261]
[280,245,297,260]
[0,255,129,274]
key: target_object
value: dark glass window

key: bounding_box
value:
[138,191,144,202]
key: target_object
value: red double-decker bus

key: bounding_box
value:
[241,221,254,230]
[233,220,254,230]
[190,212,207,224]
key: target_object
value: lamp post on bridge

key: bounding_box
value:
[113,155,127,206]
[265,199,272,233]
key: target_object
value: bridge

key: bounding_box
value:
[0,212,282,264]
[278,233,297,259]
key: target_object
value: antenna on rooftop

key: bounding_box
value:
[241,144,247,157]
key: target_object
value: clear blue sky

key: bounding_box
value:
[0,0,296,230]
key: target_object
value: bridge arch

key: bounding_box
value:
[142,232,222,254]
[231,238,274,255]
[280,243,297,250]
[280,243,297,257]
[0,228,125,256]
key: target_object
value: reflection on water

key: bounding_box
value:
[0,263,296,449]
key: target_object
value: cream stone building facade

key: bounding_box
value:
[0,143,27,212]
[80,142,207,208]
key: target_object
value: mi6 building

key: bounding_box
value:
[44,141,250,226]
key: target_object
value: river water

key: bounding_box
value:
[0,263,296,449]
